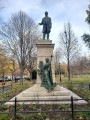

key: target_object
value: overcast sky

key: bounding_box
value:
[0,0,90,55]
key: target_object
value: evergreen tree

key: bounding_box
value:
[82,5,90,48]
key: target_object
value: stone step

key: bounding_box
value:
[5,99,87,105]
[30,85,61,92]
[22,91,70,97]
[18,96,77,100]
[5,85,87,106]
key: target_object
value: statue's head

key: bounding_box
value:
[45,11,48,16]
[45,58,49,63]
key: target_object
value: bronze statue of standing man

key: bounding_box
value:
[39,11,52,40]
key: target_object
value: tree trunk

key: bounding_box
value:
[20,67,24,85]
[29,70,32,80]
[12,72,14,84]
[67,58,70,81]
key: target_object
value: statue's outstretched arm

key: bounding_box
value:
[39,19,43,25]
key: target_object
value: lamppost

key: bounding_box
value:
[59,63,62,82]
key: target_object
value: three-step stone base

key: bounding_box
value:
[5,84,87,105]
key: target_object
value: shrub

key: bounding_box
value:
[0,114,10,120]
[32,70,37,80]
[67,83,74,91]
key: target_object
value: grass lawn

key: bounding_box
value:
[55,74,90,83]
[0,80,34,101]
[0,80,35,120]
[56,74,90,99]
[55,74,90,120]
[0,78,90,120]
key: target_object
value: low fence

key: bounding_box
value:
[0,84,12,93]
[0,80,35,93]
[0,97,90,120]
[0,82,89,94]
[59,82,90,90]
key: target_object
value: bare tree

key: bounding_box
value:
[75,56,90,74]
[26,36,37,80]
[1,11,40,84]
[0,0,4,29]
[59,23,80,81]
[54,49,61,64]
[54,49,61,75]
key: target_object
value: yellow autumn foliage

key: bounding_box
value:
[0,46,17,77]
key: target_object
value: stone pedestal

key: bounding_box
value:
[5,40,87,106]
[36,40,55,84]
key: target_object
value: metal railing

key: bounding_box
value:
[0,97,90,120]
[59,82,90,90]
[0,80,34,93]
[0,84,12,93]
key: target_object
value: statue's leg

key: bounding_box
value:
[43,33,45,39]
[41,76,44,86]
[47,33,49,40]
